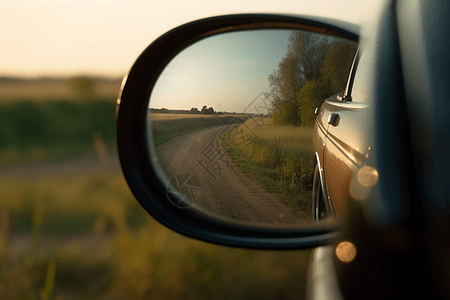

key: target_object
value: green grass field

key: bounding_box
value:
[0,99,118,166]
[0,77,121,166]
[222,118,314,218]
[0,170,311,300]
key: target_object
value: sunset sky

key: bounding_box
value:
[1,0,382,111]
[1,0,381,78]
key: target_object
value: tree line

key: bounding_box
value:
[150,106,224,115]
[190,105,218,115]
[265,31,357,127]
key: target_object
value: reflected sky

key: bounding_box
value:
[150,30,292,112]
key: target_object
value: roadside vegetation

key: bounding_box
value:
[265,31,357,126]
[221,118,314,218]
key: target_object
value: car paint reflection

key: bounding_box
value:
[315,96,373,218]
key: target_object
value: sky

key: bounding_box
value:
[150,30,293,112]
[1,0,383,111]
[1,0,381,77]
[150,30,355,112]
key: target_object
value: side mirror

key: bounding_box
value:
[116,14,359,249]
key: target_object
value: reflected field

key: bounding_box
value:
[151,113,314,225]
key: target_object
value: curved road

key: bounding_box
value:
[154,125,309,225]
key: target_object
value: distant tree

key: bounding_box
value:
[201,105,215,115]
[70,75,96,100]
[190,107,200,114]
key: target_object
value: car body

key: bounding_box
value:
[312,49,374,221]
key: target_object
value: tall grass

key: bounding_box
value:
[222,118,314,217]
[0,170,312,299]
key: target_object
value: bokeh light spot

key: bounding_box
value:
[336,241,357,263]
[357,166,378,187]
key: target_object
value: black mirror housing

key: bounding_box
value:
[116,14,359,249]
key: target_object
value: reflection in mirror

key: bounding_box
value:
[147,29,358,227]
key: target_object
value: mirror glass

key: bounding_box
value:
[147,29,358,227]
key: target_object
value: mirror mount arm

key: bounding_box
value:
[337,95,352,102]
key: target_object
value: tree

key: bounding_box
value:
[266,32,333,126]
[321,41,358,93]
[287,32,331,85]
[296,80,333,127]
[266,32,357,127]
[190,107,200,114]
[201,106,215,115]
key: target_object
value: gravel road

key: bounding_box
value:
[154,125,309,225]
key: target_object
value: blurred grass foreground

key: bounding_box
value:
[0,170,311,299]
[0,77,311,299]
